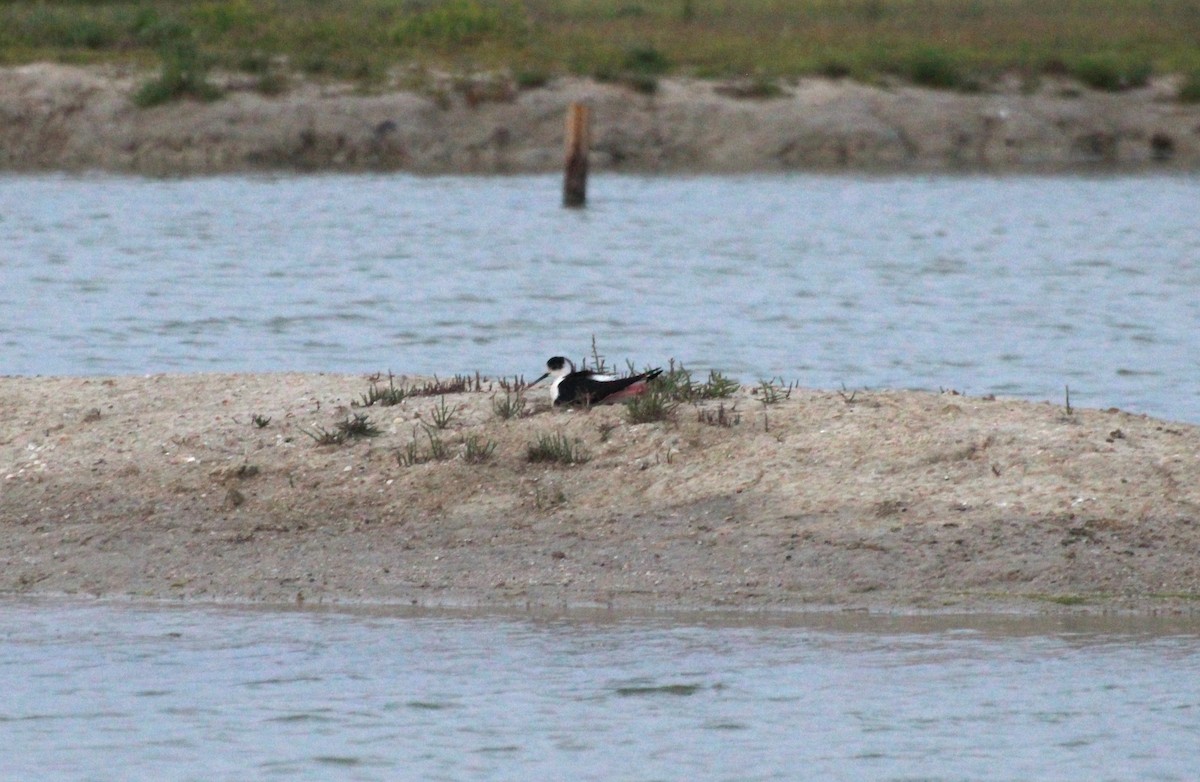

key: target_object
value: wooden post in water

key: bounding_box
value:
[562,102,589,208]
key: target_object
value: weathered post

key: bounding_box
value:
[562,102,589,208]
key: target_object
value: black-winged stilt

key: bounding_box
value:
[530,356,663,406]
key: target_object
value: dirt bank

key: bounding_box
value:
[2,372,1198,613]
[2,63,1200,174]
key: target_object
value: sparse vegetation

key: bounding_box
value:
[133,33,221,107]
[301,412,381,445]
[396,426,452,466]
[462,434,497,463]
[3,1,1198,95]
[655,361,740,403]
[302,425,345,446]
[356,372,485,409]
[527,432,589,465]
[756,378,796,405]
[251,414,271,428]
[492,389,528,420]
[626,388,678,424]
[338,412,382,439]
[356,372,408,407]
[420,396,459,430]
[408,373,483,397]
[902,46,969,91]
[1071,53,1153,91]
[392,0,528,48]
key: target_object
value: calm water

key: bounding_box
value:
[2,601,1199,782]
[1,174,1198,422]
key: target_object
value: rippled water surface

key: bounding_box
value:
[2,601,1199,781]
[1,173,1198,421]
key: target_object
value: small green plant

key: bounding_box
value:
[654,361,740,403]
[527,432,590,465]
[655,360,697,401]
[251,414,271,428]
[594,45,670,94]
[463,434,497,463]
[757,378,796,405]
[626,388,678,424]
[425,429,450,460]
[698,370,739,399]
[421,396,460,430]
[1072,54,1152,91]
[492,389,527,420]
[133,33,221,108]
[337,412,382,439]
[357,372,408,407]
[904,46,965,90]
[586,334,610,373]
[302,425,345,446]
[497,375,529,393]
[301,413,379,444]
[817,60,853,79]
[396,426,452,466]
[623,45,670,76]
[396,438,422,467]
[515,68,550,90]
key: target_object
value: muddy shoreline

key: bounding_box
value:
[3,63,1200,175]
[3,373,1199,614]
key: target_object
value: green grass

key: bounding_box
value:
[3,0,1200,97]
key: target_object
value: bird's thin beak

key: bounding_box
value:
[529,372,549,387]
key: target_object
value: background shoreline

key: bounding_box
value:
[4,64,1200,175]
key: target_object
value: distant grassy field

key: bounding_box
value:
[2,0,1199,97]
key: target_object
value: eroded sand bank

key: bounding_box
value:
[3,64,1200,174]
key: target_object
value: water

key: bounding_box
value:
[2,601,1198,782]
[1,173,1198,422]
[5,175,1198,779]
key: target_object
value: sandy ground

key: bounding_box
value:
[2,372,1198,614]
[3,63,1200,174]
